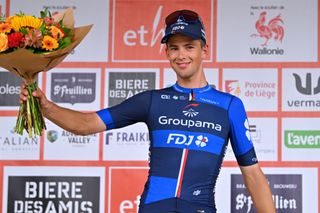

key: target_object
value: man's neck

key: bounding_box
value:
[177,73,207,88]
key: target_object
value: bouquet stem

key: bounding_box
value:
[15,82,46,137]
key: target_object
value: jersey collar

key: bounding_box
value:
[172,82,212,94]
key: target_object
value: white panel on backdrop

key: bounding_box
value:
[103,123,149,161]
[225,117,278,161]
[105,68,160,108]
[164,68,219,89]
[46,68,101,111]
[217,0,318,62]
[0,117,40,160]
[9,0,109,62]
[44,120,99,160]
[215,167,318,213]
[0,0,5,15]
[282,68,320,111]
[282,118,320,161]
[223,68,278,111]
[2,166,105,213]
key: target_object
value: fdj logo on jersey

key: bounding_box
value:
[166,133,208,147]
[167,134,194,145]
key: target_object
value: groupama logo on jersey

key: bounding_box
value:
[158,102,222,132]
[182,103,199,117]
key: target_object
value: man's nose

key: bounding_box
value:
[177,49,187,59]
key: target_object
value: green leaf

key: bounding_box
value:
[20,28,28,35]
[58,37,72,49]
[40,11,46,18]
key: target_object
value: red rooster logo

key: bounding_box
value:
[251,11,284,46]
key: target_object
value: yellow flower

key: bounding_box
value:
[10,15,43,32]
[0,22,12,33]
[0,33,8,52]
[42,35,58,51]
[49,26,64,40]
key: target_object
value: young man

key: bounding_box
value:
[20,10,275,213]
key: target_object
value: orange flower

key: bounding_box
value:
[42,35,58,51]
[0,22,12,33]
[49,26,64,40]
[0,33,8,52]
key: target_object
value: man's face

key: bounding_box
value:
[165,34,208,81]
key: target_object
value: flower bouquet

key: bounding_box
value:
[0,8,92,137]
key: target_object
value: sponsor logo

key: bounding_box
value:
[251,11,284,46]
[109,167,148,213]
[113,2,211,61]
[7,176,100,213]
[226,79,277,100]
[159,116,222,132]
[46,129,97,147]
[0,132,39,154]
[119,195,140,213]
[285,130,320,148]
[195,135,208,147]
[249,47,284,55]
[41,5,77,11]
[193,190,201,196]
[160,94,188,101]
[108,72,156,106]
[166,133,208,147]
[122,6,165,50]
[0,72,22,106]
[51,73,96,105]
[231,174,302,212]
[47,130,58,143]
[244,81,276,99]
[225,80,241,96]
[244,119,252,142]
[249,6,285,55]
[161,94,170,99]
[249,124,262,143]
[166,134,194,146]
[61,131,95,144]
[183,103,199,117]
[293,73,320,95]
[285,72,320,108]
[105,132,149,145]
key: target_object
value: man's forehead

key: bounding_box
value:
[166,34,200,45]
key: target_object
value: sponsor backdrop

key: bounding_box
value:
[0,0,319,212]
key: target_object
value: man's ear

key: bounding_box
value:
[202,44,209,59]
[165,44,170,59]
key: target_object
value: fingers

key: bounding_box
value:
[19,82,28,103]
[19,82,44,103]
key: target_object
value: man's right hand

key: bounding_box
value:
[19,81,51,112]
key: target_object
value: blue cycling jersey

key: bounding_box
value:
[97,83,257,213]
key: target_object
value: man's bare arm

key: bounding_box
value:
[20,82,106,135]
[240,164,276,213]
